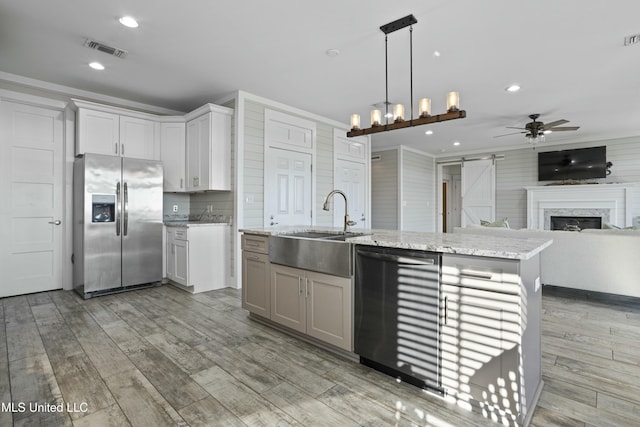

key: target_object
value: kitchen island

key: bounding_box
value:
[240,227,552,427]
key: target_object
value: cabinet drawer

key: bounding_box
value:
[442,254,520,294]
[242,234,269,254]
[168,227,188,241]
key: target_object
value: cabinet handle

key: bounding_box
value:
[180,178,183,189]
[115,143,118,155]
[443,296,448,325]
[460,270,494,280]
[305,277,309,297]
[298,277,302,296]
[122,144,125,155]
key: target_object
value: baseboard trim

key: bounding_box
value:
[543,285,640,306]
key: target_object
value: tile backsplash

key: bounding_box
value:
[162,192,233,224]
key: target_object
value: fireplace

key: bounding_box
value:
[550,216,602,231]
[526,184,633,230]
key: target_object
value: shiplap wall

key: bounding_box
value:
[401,149,436,231]
[440,136,640,229]
[241,99,337,228]
[242,100,266,228]
[371,149,398,229]
[315,122,334,227]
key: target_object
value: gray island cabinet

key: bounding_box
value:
[439,253,543,426]
[240,227,551,427]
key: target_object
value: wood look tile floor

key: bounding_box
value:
[1,285,639,426]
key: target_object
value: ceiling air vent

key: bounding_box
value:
[83,39,128,58]
[624,33,640,46]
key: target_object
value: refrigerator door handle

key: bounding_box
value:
[123,182,129,236]
[116,181,121,236]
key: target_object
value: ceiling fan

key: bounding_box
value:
[495,113,580,144]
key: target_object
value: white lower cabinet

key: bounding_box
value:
[166,225,229,293]
[440,254,526,424]
[270,263,352,351]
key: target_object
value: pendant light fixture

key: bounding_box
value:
[347,15,466,138]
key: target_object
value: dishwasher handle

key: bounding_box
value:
[358,250,436,266]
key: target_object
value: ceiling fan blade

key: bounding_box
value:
[543,119,569,129]
[505,126,526,130]
[548,126,580,131]
[493,131,526,138]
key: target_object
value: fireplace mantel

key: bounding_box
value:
[525,184,634,230]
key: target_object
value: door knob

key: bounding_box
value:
[48,220,62,225]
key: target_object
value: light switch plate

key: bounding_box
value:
[534,277,541,292]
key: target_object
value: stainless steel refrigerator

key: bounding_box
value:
[73,153,163,298]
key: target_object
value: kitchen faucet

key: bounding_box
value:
[322,189,356,233]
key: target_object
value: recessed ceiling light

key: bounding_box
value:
[425,130,433,135]
[453,141,461,146]
[119,16,139,28]
[326,49,340,57]
[505,84,521,93]
[433,51,441,57]
[89,62,105,70]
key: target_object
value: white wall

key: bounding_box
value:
[401,148,435,232]
[371,147,436,231]
[371,149,398,229]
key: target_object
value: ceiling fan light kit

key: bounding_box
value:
[495,113,580,145]
[347,14,466,138]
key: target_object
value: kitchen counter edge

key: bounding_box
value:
[165,221,231,228]
[240,227,552,261]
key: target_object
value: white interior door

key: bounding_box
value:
[265,148,312,227]
[0,100,64,297]
[461,159,496,226]
[334,159,366,229]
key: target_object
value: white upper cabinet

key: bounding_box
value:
[118,116,156,159]
[74,100,158,160]
[185,104,232,191]
[73,100,233,193]
[76,109,119,156]
[160,121,186,192]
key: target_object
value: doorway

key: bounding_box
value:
[441,164,461,233]
[0,100,64,297]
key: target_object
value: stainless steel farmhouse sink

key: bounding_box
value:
[283,231,366,240]
[268,232,367,277]
[284,231,340,239]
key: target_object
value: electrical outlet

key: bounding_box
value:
[172,205,179,212]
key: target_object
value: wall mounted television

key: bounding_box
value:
[538,146,607,181]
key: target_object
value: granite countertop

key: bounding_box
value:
[240,226,552,260]
[164,220,230,228]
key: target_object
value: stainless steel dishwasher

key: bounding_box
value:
[354,245,442,393]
